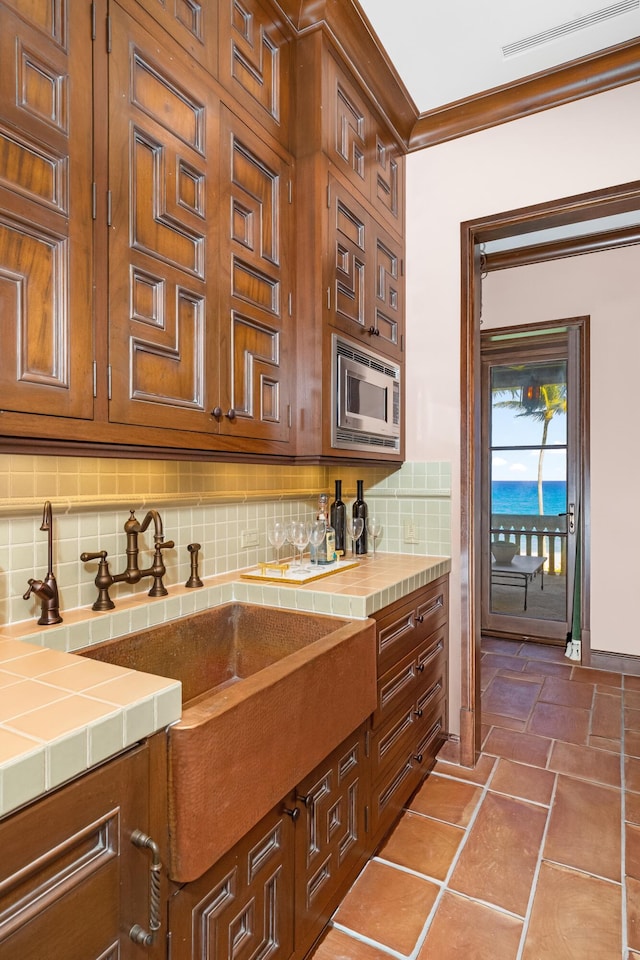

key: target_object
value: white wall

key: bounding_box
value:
[482,247,640,656]
[405,81,640,727]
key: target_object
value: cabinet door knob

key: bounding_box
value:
[413,753,423,764]
[226,408,236,420]
[283,806,300,821]
[212,406,222,418]
[416,663,425,673]
[414,708,423,718]
[416,614,425,623]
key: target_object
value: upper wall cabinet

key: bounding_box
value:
[0,1,93,422]
[296,33,405,241]
[293,29,406,460]
[327,176,404,364]
[107,3,294,448]
[0,0,408,460]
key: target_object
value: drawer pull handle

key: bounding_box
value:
[283,806,300,821]
[129,830,162,946]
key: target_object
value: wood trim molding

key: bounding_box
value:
[410,37,640,151]
[485,225,640,271]
[275,3,640,152]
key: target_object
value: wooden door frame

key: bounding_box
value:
[459,179,640,767]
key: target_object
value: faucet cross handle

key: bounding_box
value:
[80,550,116,611]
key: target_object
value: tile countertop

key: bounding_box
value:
[0,553,450,820]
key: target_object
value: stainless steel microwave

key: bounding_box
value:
[332,335,401,453]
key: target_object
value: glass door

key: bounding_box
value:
[481,328,581,642]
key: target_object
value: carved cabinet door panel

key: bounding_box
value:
[0,1,94,420]
[323,53,370,203]
[293,725,369,959]
[124,0,218,76]
[107,3,220,434]
[217,107,293,442]
[218,0,291,147]
[326,175,368,347]
[372,130,405,239]
[168,800,295,960]
[326,176,404,363]
[370,218,404,363]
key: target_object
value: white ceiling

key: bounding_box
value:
[357,0,640,113]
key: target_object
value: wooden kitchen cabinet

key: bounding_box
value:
[0,0,410,460]
[168,797,296,960]
[293,725,369,958]
[0,739,166,960]
[299,38,404,241]
[326,174,404,363]
[166,724,369,960]
[107,2,294,449]
[0,1,94,424]
[368,577,449,847]
[294,30,406,460]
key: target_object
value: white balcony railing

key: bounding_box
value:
[491,514,567,575]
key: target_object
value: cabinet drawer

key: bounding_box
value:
[375,577,448,674]
[369,700,447,847]
[370,671,446,784]
[373,624,447,729]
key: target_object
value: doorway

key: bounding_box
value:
[458,179,640,766]
[480,322,586,644]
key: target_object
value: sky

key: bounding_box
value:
[491,402,567,482]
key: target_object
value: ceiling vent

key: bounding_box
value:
[502,0,639,57]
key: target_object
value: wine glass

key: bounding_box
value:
[367,517,382,556]
[267,519,287,563]
[287,521,310,569]
[307,519,327,567]
[345,516,364,556]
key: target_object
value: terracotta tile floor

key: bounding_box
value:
[311,637,640,960]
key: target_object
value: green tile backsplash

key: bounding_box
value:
[0,456,450,629]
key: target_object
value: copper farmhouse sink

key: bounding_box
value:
[83,602,377,882]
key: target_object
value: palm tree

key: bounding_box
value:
[494,376,567,514]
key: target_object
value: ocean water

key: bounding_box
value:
[492,480,567,516]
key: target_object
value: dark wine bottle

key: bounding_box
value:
[353,479,368,554]
[330,479,346,555]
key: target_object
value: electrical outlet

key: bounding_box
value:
[404,522,418,544]
[241,529,260,548]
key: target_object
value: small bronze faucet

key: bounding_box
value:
[23,501,63,625]
[81,509,175,611]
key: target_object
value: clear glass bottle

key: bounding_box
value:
[311,493,336,565]
[353,480,368,554]
[330,479,346,556]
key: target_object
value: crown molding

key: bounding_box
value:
[409,37,640,151]
[274,0,418,145]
